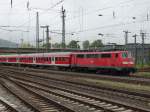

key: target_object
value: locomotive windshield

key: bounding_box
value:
[122,52,128,58]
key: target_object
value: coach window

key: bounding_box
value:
[49,57,51,62]
[62,57,65,61]
[101,54,111,58]
[55,57,58,61]
[43,57,46,61]
[52,57,55,61]
[44,57,46,61]
[44,57,48,61]
[65,57,69,61]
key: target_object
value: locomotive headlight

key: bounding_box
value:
[129,62,134,64]
[122,62,128,64]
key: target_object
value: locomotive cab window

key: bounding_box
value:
[122,52,128,58]
[101,54,111,58]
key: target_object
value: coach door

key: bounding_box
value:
[51,57,55,64]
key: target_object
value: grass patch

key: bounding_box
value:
[77,78,150,92]
[136,72,150,78]
[136,64,150,69]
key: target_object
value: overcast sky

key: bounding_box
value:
[0,0,150,46]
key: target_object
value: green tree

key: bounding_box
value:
[52,43,61,48]
[42,43,51,49]
[67,40,80,49]
[82,40,90,50]
[20,42,34,48]
[90,39,103,49]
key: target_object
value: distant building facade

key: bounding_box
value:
[124,43,150,64]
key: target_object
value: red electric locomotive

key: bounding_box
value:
[70,51,135,74]
[0,51,136,75]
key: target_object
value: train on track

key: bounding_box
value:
[0,51,136,75]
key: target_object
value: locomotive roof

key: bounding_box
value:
[72,51,127,54]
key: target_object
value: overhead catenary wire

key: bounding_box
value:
[5,0,133,29]
[46,0,150,28]
[64,0,136,22]
[3,0,148,30]
[15,0,64,28]
[2,0,150,45]
[68,19,150,34]
[0,0,64,32]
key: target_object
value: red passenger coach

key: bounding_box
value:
[0,51,136,75]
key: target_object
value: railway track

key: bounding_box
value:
[0,76,76,112]
[0,83,35,112]
[1,65,150,85]
[0,98,20,112]
[0,68,149,112]
[0,74,139,112]
[138,67,150,72]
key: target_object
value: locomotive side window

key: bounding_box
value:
[86,54,99,58]
[77,54,84,58]
[115,53,118,58]
[101,54,111,58]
